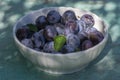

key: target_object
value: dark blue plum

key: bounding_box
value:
[80,14,94,28]
[62,10,77,24]
[43,25,57,41]
[35,16,48,30]
[81,40,93,50]
[47,10,61,24]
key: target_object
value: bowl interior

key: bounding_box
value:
[13,7,108,55]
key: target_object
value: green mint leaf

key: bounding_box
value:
[54,35,66,51]
[27,24,38,32]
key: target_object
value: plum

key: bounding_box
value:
[81,40,93,50]
[43,41,55,53]
[80,14,94,28]
[65,20,79,34]
[35,16,48,30]
[32,30,45,48]
[44,25,57,41]
[62,10,77,24]
[47,10,61,24]
[66,33,80,49]
[21,39,33,48]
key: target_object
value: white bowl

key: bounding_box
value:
[13,7,108,74]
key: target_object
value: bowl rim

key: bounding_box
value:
[13,7,109,57]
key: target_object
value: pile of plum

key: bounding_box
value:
[16,10,104,54]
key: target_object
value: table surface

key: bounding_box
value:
[0,0,120,80]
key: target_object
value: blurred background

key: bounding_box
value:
[0,0,120,80]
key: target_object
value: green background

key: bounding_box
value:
[0,0,120,80]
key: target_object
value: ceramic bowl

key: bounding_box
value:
[13,7,108,74]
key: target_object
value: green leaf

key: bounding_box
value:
[54,35,66,51]
[27,24,38,32]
